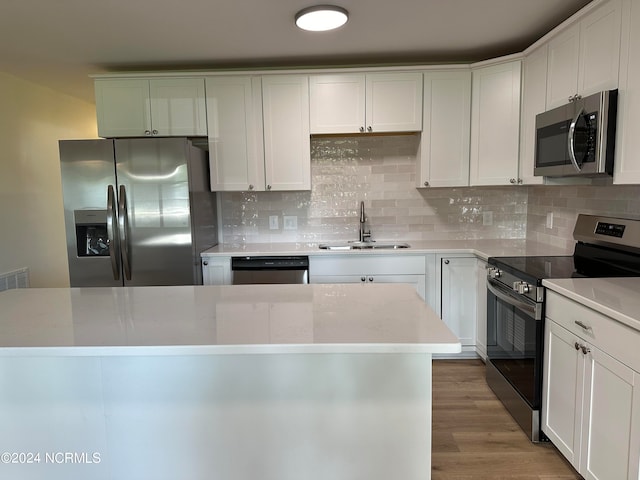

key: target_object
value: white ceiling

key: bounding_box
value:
[0,0,592,103]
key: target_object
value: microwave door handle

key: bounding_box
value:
[118,185,132,281]
[487,278,542,320]
[568,108,584,172]
[106,185,120,280]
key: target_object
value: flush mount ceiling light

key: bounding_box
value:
[295,5,349,32]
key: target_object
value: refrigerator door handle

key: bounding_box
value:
[106,185,120,280]
[118,185,132,281]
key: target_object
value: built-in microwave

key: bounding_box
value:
[534,90,617,177]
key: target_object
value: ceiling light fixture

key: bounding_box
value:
[295,5,349,32]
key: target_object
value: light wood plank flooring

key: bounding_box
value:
[432,359,581,480]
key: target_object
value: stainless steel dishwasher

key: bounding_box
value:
[231,256,309,284]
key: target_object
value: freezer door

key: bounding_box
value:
[59,139,123,287]
[114,138,196,286]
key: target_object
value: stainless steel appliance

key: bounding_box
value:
[486,214,640,442]
[534,90,617,177]
[59,138,218,287]
[231,256,309,284]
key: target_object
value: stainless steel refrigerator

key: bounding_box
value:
[59,138,218,287]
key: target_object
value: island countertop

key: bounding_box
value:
[0,284,461,356]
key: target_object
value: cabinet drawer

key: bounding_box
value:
[309,255,425,276]
[546,290,640,371]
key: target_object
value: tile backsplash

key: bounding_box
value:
[526,183,640,252]
[218,135,640,247]
[219,135,528,245]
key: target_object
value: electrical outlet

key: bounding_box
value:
[483,211,493,226]
[284,216,298,230]
[546,212,554,229]
[269,215,279,230]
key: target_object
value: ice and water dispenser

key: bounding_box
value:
[74,210,109,257]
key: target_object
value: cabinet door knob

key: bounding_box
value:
[144,130,151,136]
[203,261,208,266]
[152,129,158,136]
[248,184,254,190]
[359,126,365,133]
[367,126,373,132]
[424,181,429,187]
[581,345,591,355]
[368,277,374,282]
[361,276,366,282]
[575,342,581,351]
[444,259,450,265]
[509,178,517,184]
[267,184,272,190]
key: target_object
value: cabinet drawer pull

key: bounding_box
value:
[574,320,592,331]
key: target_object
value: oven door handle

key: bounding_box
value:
[487,278,543,320]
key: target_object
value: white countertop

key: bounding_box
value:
[0,284,461,356]
[543,277,640,331]
[201,239,568,261]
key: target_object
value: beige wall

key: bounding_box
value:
[0,71,96,287]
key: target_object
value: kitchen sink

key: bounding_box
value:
[318,241,411,250]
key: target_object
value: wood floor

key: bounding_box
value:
[431,359,581,480]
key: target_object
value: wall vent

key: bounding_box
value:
[0,267,30,292]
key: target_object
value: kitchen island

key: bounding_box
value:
[0,284,460,480]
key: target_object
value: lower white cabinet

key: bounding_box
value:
[201,256,232,285]
[543,290,640,479]
[309,254,431,303]
[436,254,478,355]
[475,258,488,360]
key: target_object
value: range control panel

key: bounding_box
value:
[595,222,626,238]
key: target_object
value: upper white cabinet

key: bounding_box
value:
[309,73,423,134]
[206,76,264,191]
[518,46,547,185]
[261,75,311,191]
[95,78,207,138]
[546,0,622,109]
[469,60,522,186]
[417,70,471,188]
[614,0,640,184]
[206,75,311,192]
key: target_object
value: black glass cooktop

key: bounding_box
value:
[489,242,640,284]
[488,255,576,283]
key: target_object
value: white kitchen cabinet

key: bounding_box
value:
[206,76,264,191]
[309,254,430,302]
[201,256,232,285]
[417,70,471,188]
[614,0,640,184]
[518,46,547,185]
[546,0,622,109]
[475,258,488,360]
[469,60,522,186]
[95,78,207,138]
[206,75,310,192]
[261,75,311,191]
[542,290,640,479]
[437,254,477,355]
[309,72,423,134]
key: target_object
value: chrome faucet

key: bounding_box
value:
[359,201,372,242]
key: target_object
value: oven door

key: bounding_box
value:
[486,277,544,409]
